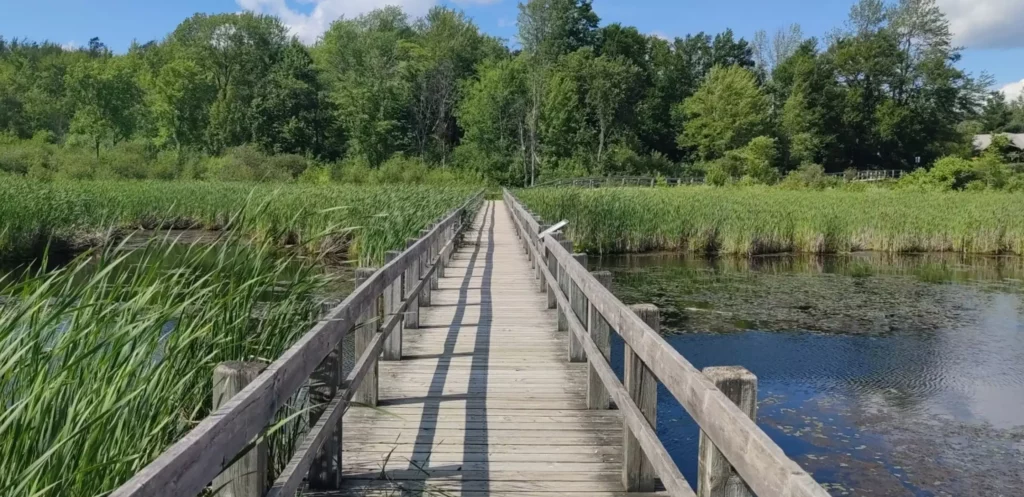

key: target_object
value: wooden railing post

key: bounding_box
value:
[535,224,549,287]
[567,252,588,362]
[545,232,564,309]
[353,267,379,407]
[624,304,659,492]
[556,239,574,331]
[211,362,268,497]
[383,250,403,361]
[308,317,344,489]
[429,225,440,290]
[698,366,757,497]
[404,238,419,329]
[418,229,432,306]
[587,270,612,409]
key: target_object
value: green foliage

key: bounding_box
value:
[678,66,770,160]
[0,0,999,184]
[781,162,840,189]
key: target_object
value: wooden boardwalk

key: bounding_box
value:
[334,201,629,496]
[113,192,827,497]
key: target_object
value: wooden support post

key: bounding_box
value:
[382,250,403,361]
[429,225,440,290]
[567,252,588,362]
[697,366,758,497]
[623,304,659,492]
[545,232,564,309]
[308,320,343,489]
[535,225,550,275]
[353,267,379,407]
[212,362,268,497]
[418,229,432,307]
[404,238,419,329]
[587,271,612,409]
[556,240,574,332]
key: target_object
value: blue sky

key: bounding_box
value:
[2,0,1023,97]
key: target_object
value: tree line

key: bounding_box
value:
[0,0,1009,185]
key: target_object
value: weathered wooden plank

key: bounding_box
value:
[588,270,613,410]
[382,250,403,361]
[211,362,266,497]
[353,267,379,407]
[625,304,659,492]
[698,366,757,497]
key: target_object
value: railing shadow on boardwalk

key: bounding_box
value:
[392,201,495,496]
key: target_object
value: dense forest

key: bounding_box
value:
[1,0,1021,185]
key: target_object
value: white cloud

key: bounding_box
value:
[937,0,1024,49]
[237,0,436,43]
[650,31,670,41]
[62,40,79,50]
[1001,79,1024,100]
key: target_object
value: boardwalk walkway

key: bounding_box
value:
[335,200,629,496]
[113,193,826,497]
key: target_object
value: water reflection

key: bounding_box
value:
[594,253,1024,496]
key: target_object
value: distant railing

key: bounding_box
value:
[531,170,905,188]
[532,176,706,188]
[504,188,830,497]
[110,191,484,497]
[823,169,904,181]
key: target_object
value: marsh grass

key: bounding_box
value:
[0,179,477,265]
[0,229,333,496]
[517,186,1024,256]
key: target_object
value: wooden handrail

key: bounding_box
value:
[503,189,828,497]
[511,207,694,497]
[111,191,484,497]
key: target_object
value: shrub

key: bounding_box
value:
[782,162,838,189]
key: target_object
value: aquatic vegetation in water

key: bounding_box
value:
[518,186,1024,256]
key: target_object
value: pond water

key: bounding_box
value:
[591,253,1024,497]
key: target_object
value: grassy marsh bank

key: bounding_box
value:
[0,179,477,265]
[517,186,1024,255]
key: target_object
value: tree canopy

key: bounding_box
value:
[0,0,1000,185]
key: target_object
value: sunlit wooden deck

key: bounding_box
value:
[333,201,634,496]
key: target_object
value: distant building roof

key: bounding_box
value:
[973,133,1024,150]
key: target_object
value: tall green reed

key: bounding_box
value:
[0,179,476,265]
[0,234,329,497]
[517,186,1024,256]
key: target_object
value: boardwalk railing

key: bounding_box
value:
[532,176,706,188]
[110,191,484,497]
[503,188,829,497]
[533,170,905,188]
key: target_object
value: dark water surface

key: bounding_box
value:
[592,253,1024,497]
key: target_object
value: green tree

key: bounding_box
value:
[980,91,1012,132]
[410,7,504,164]
[315,7,418,166]
[66,57,142,157]
[147,56,214,153]
[677,65,769,160]
[250,40,339,159]
[517,0,599,61]
[169,13,289,151]
[456,56,530,184]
